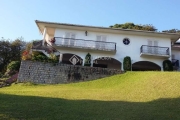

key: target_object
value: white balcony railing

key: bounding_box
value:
[54,37,116,52]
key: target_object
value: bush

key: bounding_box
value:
[7,61,20,71]
[31,51,59,63]
[123,56,131,71]
[31,52,49,62]
[84,53,91,66]
[163,60,173,71]
[22,50,31,60]
[4,61,20,77]
[49,53,59,63]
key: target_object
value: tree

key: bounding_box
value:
[0,40,12,72]
[0,37,27,73]
[123,56,131,71]
[84,53,91,66]
[110,23,157,31]
[162,29,180,33]
[11,39,26,61]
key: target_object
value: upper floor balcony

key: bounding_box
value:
[51,37,116,53]
[140,45,170,58]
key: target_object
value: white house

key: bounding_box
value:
[34,20,180,71]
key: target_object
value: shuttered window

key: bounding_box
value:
[147,40,158,54]
[64,32,76,46]
[96,35,107,49]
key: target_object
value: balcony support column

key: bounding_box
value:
[42,27,47,46]
[59,53,63,63]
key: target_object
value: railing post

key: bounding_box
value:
[54,37,117,52]
[166,48,169,55]
[177,60,179,67]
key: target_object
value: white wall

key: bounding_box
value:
[45,34,54,41]
[54,28,172,70]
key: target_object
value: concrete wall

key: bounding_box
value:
[17,60,122,84]
[52,28,172,70]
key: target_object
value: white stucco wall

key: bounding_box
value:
[53,28,172,70]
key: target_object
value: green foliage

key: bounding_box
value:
[110,23,157,31]
[32,52,48,62]
[84,53,91,66]
[25,42,32,51]
[162,29,180,33]
[0,37,27,73]
[49,53,59,63]
[7,61,20,71]
[163,60,173,71]
[123,56,131,71]
[31,51,58,63]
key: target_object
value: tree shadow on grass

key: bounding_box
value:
[0,94,180,120]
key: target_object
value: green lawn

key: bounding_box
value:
[0,72,180,120]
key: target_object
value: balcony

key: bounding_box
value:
[52,37,116,53]
[140,45,170,58]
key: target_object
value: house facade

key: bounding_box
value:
[34,20,180,71]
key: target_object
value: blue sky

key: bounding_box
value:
[1,0,180,41]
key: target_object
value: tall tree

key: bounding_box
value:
[0,37,26,73]
[0,40,12,72]
[11,39,26,61]
[109,23,157,31]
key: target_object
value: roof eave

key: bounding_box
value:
[35,20,180,41]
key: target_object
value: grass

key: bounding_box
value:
[0,71,180,120]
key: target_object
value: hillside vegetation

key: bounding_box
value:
[0,72,180,120]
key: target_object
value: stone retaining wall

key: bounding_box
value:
[18,60,123,84]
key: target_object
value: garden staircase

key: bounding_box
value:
[32,40,60,57]
[0,72,18,88]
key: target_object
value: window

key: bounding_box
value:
[147,40,158,54]
[96,35,107,41]
[64,32,76,46]
[96,35,107,49]
[123,38,130,45]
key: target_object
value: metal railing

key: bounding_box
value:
[140,45,169,56]
[32,40,59,54]
[54,37,116,51]
[172,59,179,67]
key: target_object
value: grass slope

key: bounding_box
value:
[0,72,180,120]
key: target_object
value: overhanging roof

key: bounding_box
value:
[35,20,180,42]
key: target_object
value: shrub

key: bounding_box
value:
[22,50,31,60]
[49,53,59,63]
[31,51,58,64]
[7,61,20,71]
[31,52,49,62]
[123,56,131,71]
[84,53,91,66]
[163,60,173,71]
